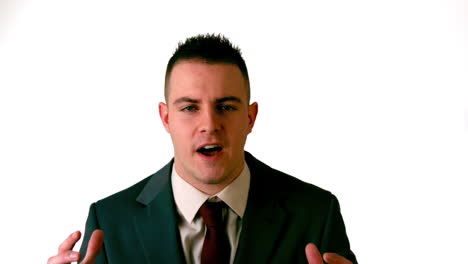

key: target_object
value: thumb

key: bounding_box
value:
[305,243,324,264]
[81,230,104,264]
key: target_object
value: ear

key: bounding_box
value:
[159,102,170,133]
[247,102,258,133]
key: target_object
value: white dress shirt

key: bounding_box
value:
[171,162,250,264]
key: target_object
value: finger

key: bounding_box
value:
[305,243,323,264]
[47,250,81,264]
[323,253,352,264]
[58,231,81,253]
[81,230,104,264]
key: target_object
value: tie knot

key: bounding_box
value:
[199,201,225,227]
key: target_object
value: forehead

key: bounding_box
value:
[167,60,248,102]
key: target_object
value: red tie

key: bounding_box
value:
[199,201,231,264]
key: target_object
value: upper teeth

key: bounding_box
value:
[203,145,219,149]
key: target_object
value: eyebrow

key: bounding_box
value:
[216,96,243,104]
[173,97,200,105]
[173,96,243,105]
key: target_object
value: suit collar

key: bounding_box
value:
[134,153,288,264]
[136,159,173,205]
[234,152,288,264]
[134,159,186,264]
[171,160,251,223]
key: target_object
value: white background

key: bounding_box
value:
[0,0,466,263]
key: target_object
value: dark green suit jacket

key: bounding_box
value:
[80,152,357,263]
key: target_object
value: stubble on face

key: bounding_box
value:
[159,60,257,195]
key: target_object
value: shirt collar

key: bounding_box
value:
[171,161,250,223]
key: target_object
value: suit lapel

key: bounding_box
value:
[234,153,288,264]
[133,160,186,264]
[130,153,287,264]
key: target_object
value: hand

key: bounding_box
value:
[305,243,352,264]
[47,230,104,264]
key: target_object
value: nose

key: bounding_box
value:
[199,107,221,134]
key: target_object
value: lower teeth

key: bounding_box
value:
[199,149,220,156]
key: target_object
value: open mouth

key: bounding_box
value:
[197,144,223,156]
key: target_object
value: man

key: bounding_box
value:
[48,34,357,264]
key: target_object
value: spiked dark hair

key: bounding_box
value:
[164,33,250,102]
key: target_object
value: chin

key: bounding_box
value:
[201,177,227,185]
[196,168,228,184]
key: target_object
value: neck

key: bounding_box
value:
[173,160,244,195]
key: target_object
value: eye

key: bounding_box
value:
[217,104,237,112]
[181,105,197,112]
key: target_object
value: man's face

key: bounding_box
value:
[159,60,258,194]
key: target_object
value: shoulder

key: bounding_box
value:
[92,160,173,211]
[87,174,152,218]
[246,152,338,212]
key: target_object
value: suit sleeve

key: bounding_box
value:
[79,203,108,264]
[320,195,358,264]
